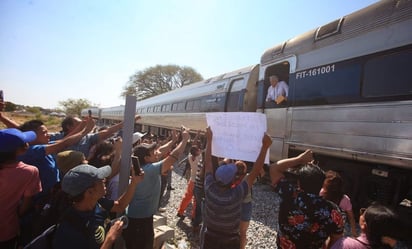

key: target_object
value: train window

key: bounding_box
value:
[290,62,361,106]
[177,102,185,111]
[229,78,245,92]
[363,49,412,98]
[193,100,200,111]
[227,78,245,112]
[172,103,178,111]
[161,104,170,112]
[186,100,194,111]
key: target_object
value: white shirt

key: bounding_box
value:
[189,153,202,181]
[266,81,289,101]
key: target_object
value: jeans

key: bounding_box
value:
[123,216,154,249]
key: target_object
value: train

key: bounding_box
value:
[82,0,412,216]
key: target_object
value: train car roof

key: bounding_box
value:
[260,0,412,66]
[136,64,258,108]
[100,105,125,112]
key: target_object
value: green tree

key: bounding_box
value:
[122,64,203,100]
[4,101,17,112]
[58,98,92,116]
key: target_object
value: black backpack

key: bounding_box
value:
[24,208,92,249]
[31,182,72,238]
[23,224,57,249]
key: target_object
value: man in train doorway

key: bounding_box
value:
[265,75,289,104]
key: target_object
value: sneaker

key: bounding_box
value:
[158,207,167,213]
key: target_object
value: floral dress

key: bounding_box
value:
[275,178,345,249]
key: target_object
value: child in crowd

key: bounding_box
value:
[320,170,358,237]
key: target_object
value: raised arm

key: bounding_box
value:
[110,165,145,213]
[108,138,122,179]
[204,127,213,175]
[269,149,313,185]
[246,133,272,187]
[98,115,141,142]
[44,118,95,155]
[161,128,189,175]
[0,112,20,128]
[156,129,178,159]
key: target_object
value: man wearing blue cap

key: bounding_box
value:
[52,163,144,249]
[0,128,42,249]
[200,127,272,249]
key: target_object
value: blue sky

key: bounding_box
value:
[0,0,378,109]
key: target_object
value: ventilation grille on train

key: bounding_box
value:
[315,17,344,41]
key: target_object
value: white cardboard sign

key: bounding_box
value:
[206,112,269,163]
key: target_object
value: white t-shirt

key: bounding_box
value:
[266,81,289,101]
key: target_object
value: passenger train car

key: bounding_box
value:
[82,0,412,214]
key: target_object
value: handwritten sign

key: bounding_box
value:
[206,112,269,163]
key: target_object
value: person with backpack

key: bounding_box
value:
[51,163,144,249]
[0,128,42,249]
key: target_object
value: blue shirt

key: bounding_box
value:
[49,132,99,157]
[65,133,99,158]
[126,161,162,218]
[18,144,60,195]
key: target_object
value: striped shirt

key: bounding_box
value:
[203,173,248,234]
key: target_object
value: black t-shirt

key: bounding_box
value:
[52,198,114,249]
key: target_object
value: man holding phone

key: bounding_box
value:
[123,127,190,249]
[131,155,143,176]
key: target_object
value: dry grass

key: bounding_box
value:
[0,112,62,132]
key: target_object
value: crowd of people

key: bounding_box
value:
[1,102,411,249]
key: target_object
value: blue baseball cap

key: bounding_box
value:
[215,163,237,186]
[62,164,111,196]
[0,128,36,152]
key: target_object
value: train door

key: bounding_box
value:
[262,62,290,106]
[225,77,246,112]
[259,60,293,161]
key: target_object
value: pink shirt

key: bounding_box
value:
[319,188,353,211]
[331,233,369,249]
[0,161,42,241]
[339,194,352,211]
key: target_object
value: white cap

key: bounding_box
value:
[132,132,147,144]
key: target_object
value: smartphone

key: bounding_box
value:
[109,215,129,229]
[88,109,92,117]
[131,156,142,176]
